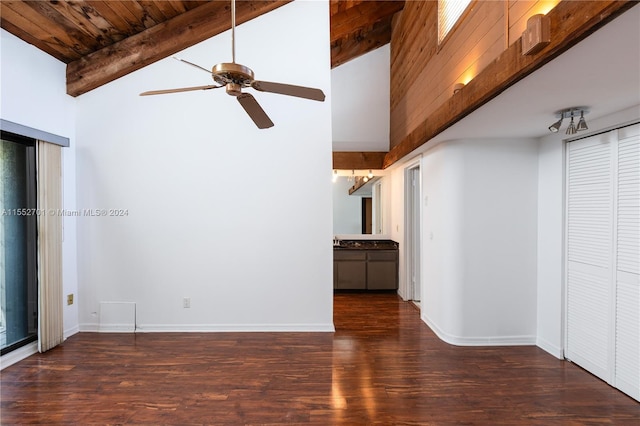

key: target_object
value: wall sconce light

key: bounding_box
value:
[368,170,374,178]
[453,83,465,94]
[522,14,550,55]
[332,169,338,183]
[548,107,589,134]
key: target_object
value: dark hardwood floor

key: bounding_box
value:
[1,293,638,424]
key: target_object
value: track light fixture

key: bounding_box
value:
[548,107,589,134]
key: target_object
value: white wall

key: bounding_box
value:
[0,29,79,339]
[333,177,362,234]
[536,104,640,358]
[331,45,390,151]
[418,138,539,345]
[74,1,334,332]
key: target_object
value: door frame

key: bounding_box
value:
[404,160,421,303]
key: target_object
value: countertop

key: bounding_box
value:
[333,239,399,250]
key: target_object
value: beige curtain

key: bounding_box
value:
[36,141,63,352]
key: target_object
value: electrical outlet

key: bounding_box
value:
[183,297,191,308]
[67,294,74,305]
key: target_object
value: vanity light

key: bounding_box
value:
[332,169,338,183]
[368,170,374,178]
[363,176,369,183]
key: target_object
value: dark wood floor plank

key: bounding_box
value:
[1,293,638,424]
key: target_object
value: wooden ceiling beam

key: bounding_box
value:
[66,0,291,97]
[383,0,637,168]
[331,17,394,68]
[330,1,404,68]
[333,152,386,170]
[330,1,403,43]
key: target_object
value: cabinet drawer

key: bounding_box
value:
[367,251,397,261]
[334,250,367,261]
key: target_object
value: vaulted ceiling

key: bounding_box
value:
[0,0,404,97]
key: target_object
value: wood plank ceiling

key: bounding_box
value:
[0,0,404,97]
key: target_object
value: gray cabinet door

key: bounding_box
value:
[367,260,398,290]
[335,260,367,289]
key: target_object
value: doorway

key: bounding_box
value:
[405,164,421,304]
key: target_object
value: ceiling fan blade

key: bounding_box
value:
[251,80,326,102]
[139,85,222,96]
[236,93,274,129]
[173,56,212,74]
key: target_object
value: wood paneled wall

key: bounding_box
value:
[389,0,559,149]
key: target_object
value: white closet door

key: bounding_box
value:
[615,124,639,400]
[566,131,614,382]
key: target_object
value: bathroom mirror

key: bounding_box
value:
[333,176,380,235]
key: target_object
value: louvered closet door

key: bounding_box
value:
[566,131,614,383]
[566,123,640,401]
[615,124,639,400]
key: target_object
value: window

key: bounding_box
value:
[438,0,473,44]
[1,131,38,355]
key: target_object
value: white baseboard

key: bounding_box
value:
[80,322,336,333]
[536,336,564,359]
[0,342,38,370]
[64,325,79,339]
[79,323,99,332]
[422,313,536,346]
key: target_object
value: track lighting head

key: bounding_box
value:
[565,115,577,135]
[576,110,588,131]
[548,116,563,133]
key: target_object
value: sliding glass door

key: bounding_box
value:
[1,133,38,354]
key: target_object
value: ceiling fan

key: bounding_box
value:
[140,0,325,129]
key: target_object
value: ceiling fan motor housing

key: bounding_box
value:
[212,62,254,96]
